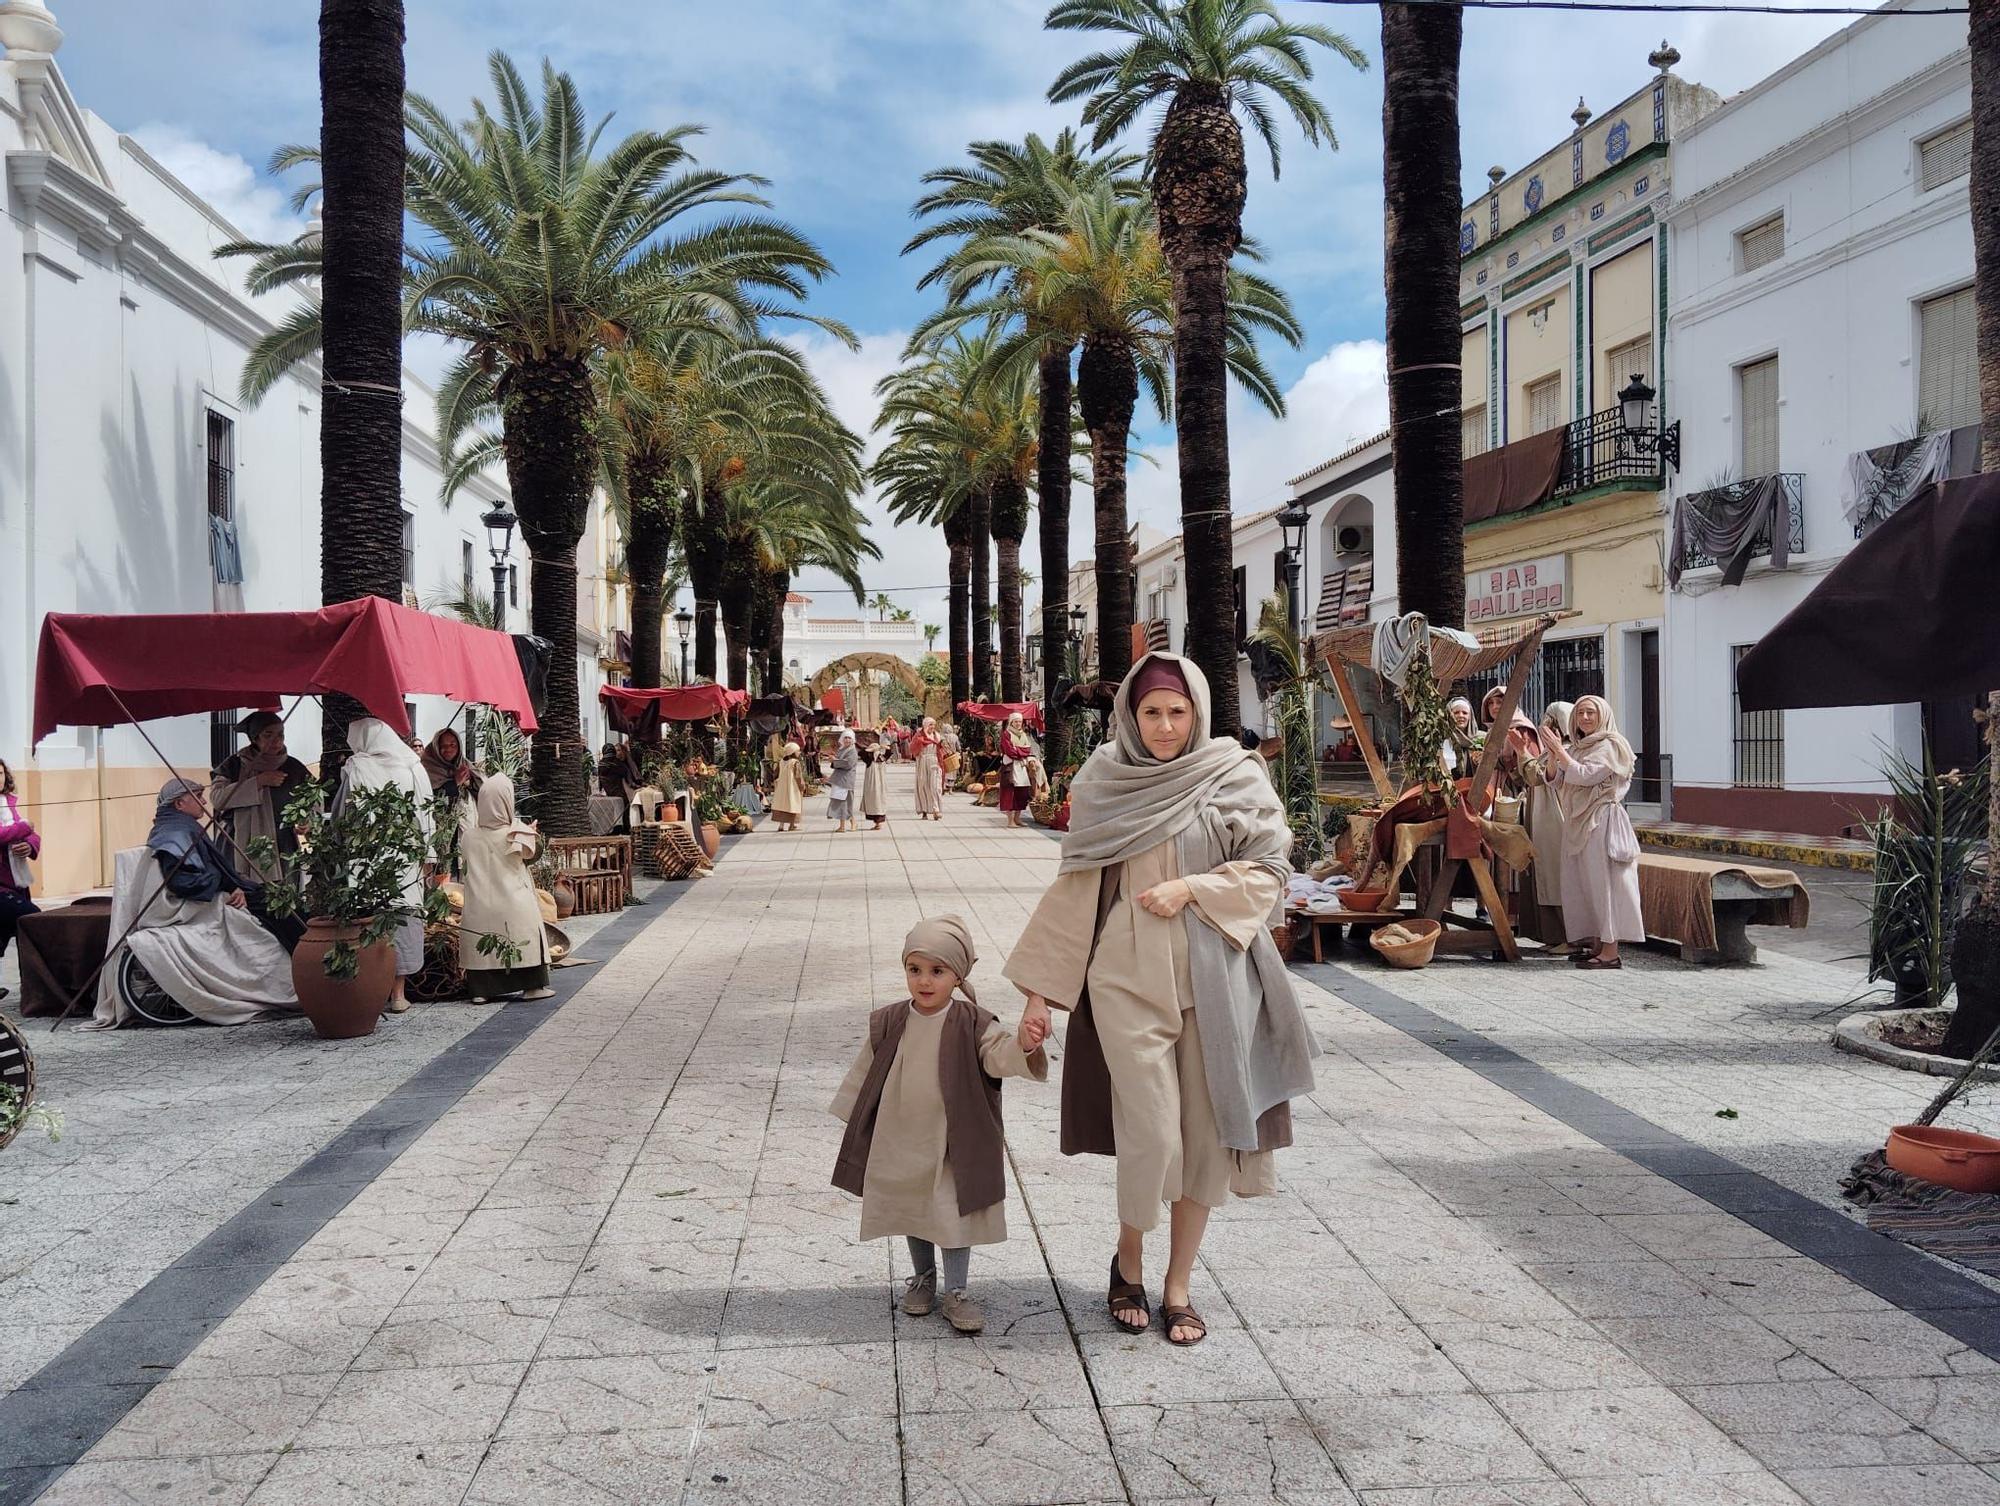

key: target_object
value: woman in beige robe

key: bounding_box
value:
[209,711,314,885]
[457,774,552,1001]
[770,742,806,830]
[1518,701,1572,949]
[1010,652,1317,1347]
[912,718,944,819]
[1539,694,1643,969]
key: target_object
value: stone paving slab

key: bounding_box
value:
[6,768,1999,1504]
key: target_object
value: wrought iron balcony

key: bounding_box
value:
[1675,473,1805,574]
[1560,406,1676,495]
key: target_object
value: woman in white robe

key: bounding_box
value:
[458,774,552,1001]
[1539,694,1644,969]
[337,717,435,1013]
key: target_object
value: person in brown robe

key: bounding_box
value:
[831,915,1047,1335]
[1008,653,1317,1347]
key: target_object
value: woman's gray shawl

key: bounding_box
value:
[828,743,860,792]
[1058,649,1319,1151]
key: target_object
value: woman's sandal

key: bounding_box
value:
[1160,1302,1208,1347]
[1576,955,1623,970]
[1107,1254,1150,1332]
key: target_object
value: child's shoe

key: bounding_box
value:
[941,1289,984,1334]
[901,1269,937,1316]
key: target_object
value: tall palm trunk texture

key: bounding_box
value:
[316,0,406,771]
[1037,347,1074,764]
[1079,334,1138,685]
[1945,0,2000,1058]
[720,557,754,691]
[944,507,973,715]
[765,571,791,691]
[501,358,597,836]
[970,486,995,701]
[683,488,727,682]
[992,474,1030,702]
[1381,1,1467,631]
[624,465,677,690]
[1156,83,1247,738]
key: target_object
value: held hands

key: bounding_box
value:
[1136,878,1193,919]
[225,889,248,910]
[257,771,289,788]
[1017,994,1051,1053]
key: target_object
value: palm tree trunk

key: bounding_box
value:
[1157,82,1247,737]
[720,566,753,691]
[682,488,725,682]
[994,484,1026,703]
[944,508,972,715]
[1081,335,1138,686]
[1944,0,2000,1057]
[766,569,791,691]
[1382,1,1467,630]
[316,0,406,771]
[1037,345,1074,763]
[970,484,995,701]
[501,357,597,838]
[624,461,676,690]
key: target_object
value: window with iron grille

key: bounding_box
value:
[461,540,475,600]
[1232,566,1247,645]
[1459,635,1605,728]
[1919,286,1979,432]
[509,565,519,608]
[1920,119,1972,193]
[206,411,234,521]
[1736,215,1784,273]
[1739,356,1780,477]
[1732,645,1783,786]
[1526,373,1563,435]
[210,710,241,770]
[1462,404,1488,458]
[400,512,416,590]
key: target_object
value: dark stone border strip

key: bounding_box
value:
[1295,958,2000,1360]
[0,874,699,1505]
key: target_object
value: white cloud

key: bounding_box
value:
[128,123,305,246]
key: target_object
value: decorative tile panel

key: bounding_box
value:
[1572,137,1584,187]
[1606,120,1630,164]
[1634,175,1649,197]
[1461,221,1477,254]
[1524,175,1545,215]
[1590,202,1606,222]
[1552,223,1566,243]
[1652,80,1667,141]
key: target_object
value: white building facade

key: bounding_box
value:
[1662,1,1973,833]
[0,13,528,892]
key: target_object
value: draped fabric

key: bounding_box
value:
[1668,475,1789,588]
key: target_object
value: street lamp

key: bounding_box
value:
[673,607,694,685]
[480,503,517,632]
[1617,373,1681,473]
[1068,604,1088,679]
[1277,500,1311,642]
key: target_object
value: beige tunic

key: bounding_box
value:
[861,758,888,819]
[831,1001,1047,1247]
[457,815,549,973]
[771,757,805,819]
[1554,751,1644,944]
[1005,841,1283,1232]
[914,745,943,814]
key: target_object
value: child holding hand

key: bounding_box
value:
[831,915,1049,1333]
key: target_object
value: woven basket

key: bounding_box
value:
[407,924,465,1003]
[1369,918,1442,969]
[0,1014,36,1153]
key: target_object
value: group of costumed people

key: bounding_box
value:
[1371,682,1641,970]
[115,711,551,1028]
[832,651,1314,1345]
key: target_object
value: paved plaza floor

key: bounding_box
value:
[5,766,2000,1504]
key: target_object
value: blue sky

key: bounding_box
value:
[58,0,1858,623]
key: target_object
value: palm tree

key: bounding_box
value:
[908,131,1143,745]
[220,55,843,833]
[869,592,895,621]
[313,0,406,770]
[1047,0,1365,733]
[928,185,1299,685]
[1382,2,1465,627]
[716,473,874,691]
[924,622,941,650]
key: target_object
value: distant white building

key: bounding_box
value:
[1662,0,1972,833]
[774,594,926,685]
[0,9,528,892]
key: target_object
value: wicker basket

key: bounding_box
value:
[650,820,710,880]
[1369,918,1442,969]
[407,923,465,1003]
[0,1013,34,1153]
[544,836,631,915]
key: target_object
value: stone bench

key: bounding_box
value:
[1637,854,1809,965]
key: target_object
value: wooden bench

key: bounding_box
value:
[1637,853,1809,964]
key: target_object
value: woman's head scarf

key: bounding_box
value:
[902,913,978,1003]
[1541,701,1574,740]
[1058,651,1283,873]
[422,729,483,795]
[1444,697,1481,756]
[1554,695,1636,851]
[345,717,428,792]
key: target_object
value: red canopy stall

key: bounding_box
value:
[34,596,538,742]
[599,684,748,737]
[956,700,1046,733]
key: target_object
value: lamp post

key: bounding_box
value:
[1277,501,1311,644]
[673,607,694,685]
[1617,373,1681,473]
[480,503,517,632]
[1068,604,1088,680]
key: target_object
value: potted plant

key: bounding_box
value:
[691,779,727,858]
[253,786,451,1039]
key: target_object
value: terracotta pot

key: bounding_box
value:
[699,822,721,858]
[1344,889,1394,913]
[662,799,682,822]
[1885,1124,2000,1193]
[291,917,395,1039]
[552,880,577,919]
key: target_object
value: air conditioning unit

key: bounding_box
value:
[1337,526,1368,554]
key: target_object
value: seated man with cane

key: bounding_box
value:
[149,776,305,954]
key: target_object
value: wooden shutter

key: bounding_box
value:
[1605,335,1651,390]
[1737,216,1784,273]
[1340,562,1373,624]
[1920,119,1972,192]
[1314,569,1347,632]
[1919,286,1979,432]
[1527,375,1563,435]
[1739,357,1780,477]
[1462,404,1488,458]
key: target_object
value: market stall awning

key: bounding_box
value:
[34,597,539,742]
[957,700,1046,732]
[599,684,747,734]
[1738,474,2000,713]
[1312,615,1553,688]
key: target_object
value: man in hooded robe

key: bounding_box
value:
[209,711,314,885]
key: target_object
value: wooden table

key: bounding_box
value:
[1291,907,1407,963]
[16,897,114,1016]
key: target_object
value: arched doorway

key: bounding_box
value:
[805,652,948,723]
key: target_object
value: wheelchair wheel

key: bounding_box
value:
[118,950,193,1026]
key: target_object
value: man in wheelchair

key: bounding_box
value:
[150,777,304,954]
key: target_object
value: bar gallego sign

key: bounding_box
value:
[1466,554,1567,624]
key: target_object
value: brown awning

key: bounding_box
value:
[1464,426,1567,524]
[1738,473,2000,713]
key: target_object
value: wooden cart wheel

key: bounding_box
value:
[0,1013,35,1152]
[117,950,194,1026]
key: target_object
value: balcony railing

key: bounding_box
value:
[1675,473,1805,574]
[1560,406,1669,495]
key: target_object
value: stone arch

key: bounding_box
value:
[805,652,949,722]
